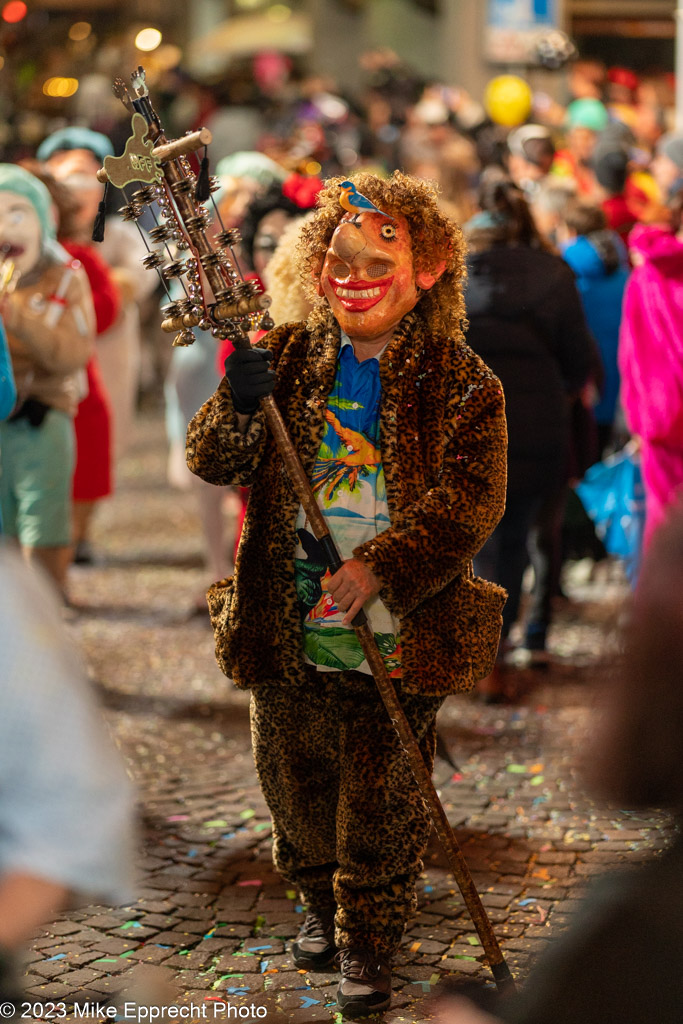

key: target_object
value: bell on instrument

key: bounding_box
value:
[142,250,165,270]
[149,223,174,244]
[216,228,241,248]
[161,259,187,280]
[172,328,195,347]
[119,203,143,222]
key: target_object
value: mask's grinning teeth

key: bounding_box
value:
[335,286,382,298]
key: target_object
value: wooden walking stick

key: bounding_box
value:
[98,67,515,995]
[258,394,515,994]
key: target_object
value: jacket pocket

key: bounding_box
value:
[206,575,235,679]
[401,572,506,695]
[464,573,507,682]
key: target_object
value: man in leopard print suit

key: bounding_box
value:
[187,171,507,1015]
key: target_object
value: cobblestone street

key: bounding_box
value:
[22,411,671,1024]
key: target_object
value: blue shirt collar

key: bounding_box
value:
[340,331,388,362]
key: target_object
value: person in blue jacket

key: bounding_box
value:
[0,318,15,421]
[0,317,17,533]
[559,198,630,452]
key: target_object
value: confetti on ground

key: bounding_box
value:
[46,954,66,962]
[300,997,320,1008]
[204,819,229,828]
[533,868,552,882]
[237,879,262,886]
[240,809,255,819]
[531,775,545,786]
[466,937,480,946]
[35,419,671,1024]
[410,942,422,952]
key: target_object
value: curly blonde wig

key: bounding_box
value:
[264,213,315,326]
[297,170,468,339]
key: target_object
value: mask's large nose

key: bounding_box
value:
[330,220,394,275]
[331,222,367,264]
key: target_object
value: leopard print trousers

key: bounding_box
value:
[250,664,443,956]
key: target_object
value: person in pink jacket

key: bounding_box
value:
[619,216,683,545]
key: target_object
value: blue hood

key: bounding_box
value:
[562,233,626,280]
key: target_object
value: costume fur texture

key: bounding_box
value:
[187,308,508,696]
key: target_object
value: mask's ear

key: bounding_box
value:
[313,271,325,297]
[416,258,447,291]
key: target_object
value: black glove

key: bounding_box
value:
[224,347,276,415]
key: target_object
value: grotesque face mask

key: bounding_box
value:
[0,191,43,278]
[319,209,441,342]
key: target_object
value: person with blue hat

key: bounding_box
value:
[36,126,114,165]
[0,163,95,593]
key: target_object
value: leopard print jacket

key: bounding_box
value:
[186,308,508,696]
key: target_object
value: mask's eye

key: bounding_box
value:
[380,223,396,240]
[367,262,389,279]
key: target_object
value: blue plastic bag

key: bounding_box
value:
[575,446,646,583]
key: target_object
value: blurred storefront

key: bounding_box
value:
[0,0,678,158]
[566,0,675,71]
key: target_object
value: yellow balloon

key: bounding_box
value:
[484,75,533,127]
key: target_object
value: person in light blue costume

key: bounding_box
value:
[0,318,15,422]
[0,317,17,534]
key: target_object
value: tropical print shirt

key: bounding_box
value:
[294,335,402,676]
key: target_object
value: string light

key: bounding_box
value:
[68,22,91,42]
[135,27,162,52]
[2,2,27,23]
[42,77,79,98]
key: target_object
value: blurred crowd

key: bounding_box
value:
[1,48,681,653]
[1,41,683,1021]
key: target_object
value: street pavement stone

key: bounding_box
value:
[21,412,674,1023]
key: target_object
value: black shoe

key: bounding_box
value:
[336,948,392,1016]
[291,906,337,970]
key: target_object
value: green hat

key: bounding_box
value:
[36,126,113,163]
[566,98,609,133]
[0,164,55,240]
[215,151,287,186]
